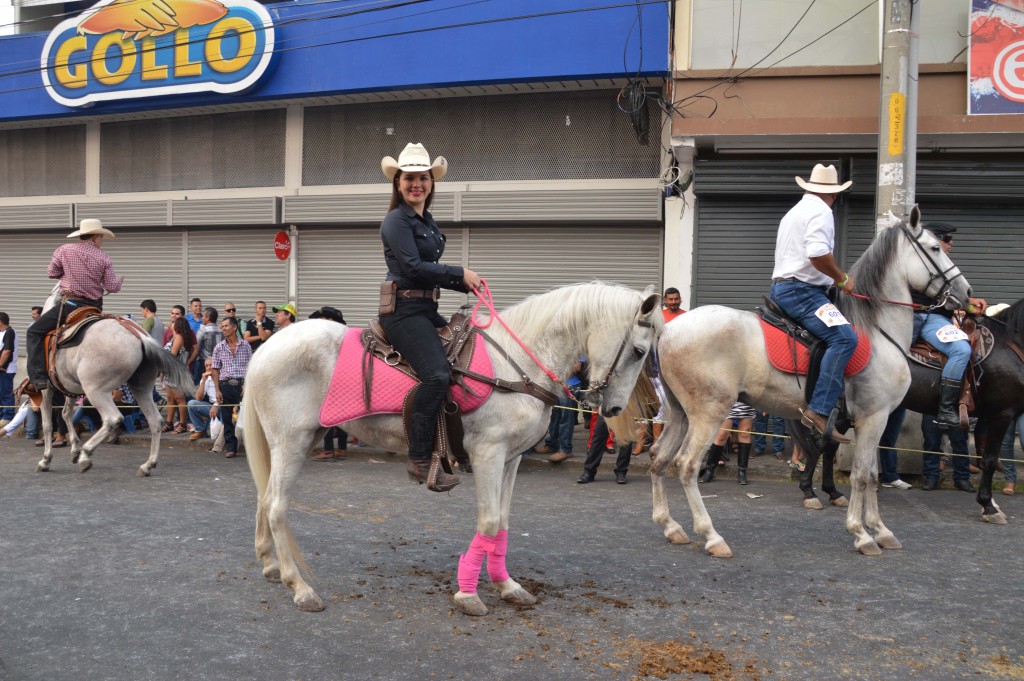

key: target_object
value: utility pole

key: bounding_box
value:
[874,0,918,234]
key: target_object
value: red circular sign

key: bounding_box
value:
[274,231,291,261]
[993,40,1024,103]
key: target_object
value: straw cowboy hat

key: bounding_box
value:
[67,218,116,239]
[381,143,448,181]
[795,164,853,194]
[985,303,1010,317]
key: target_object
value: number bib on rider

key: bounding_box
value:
[935,324,969,343]
[814,303,850,327]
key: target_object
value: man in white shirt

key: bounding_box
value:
[770,164,857,443]
[186,359,220,440]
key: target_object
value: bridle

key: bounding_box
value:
[898,222,967,311]
[582,314,656,402]
[848,223,967,312]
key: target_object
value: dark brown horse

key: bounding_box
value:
[794,297,1024,523]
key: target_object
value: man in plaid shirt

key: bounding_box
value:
[210,315,252,458]
[26,219,124,392]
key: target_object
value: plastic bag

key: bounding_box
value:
[209,416,223,441]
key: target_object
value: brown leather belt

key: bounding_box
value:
[398,288,441,302]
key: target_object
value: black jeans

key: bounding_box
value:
[582,415,632,475]
[379,300,450,461]
[27,298,101,385]
[218,380,243,454]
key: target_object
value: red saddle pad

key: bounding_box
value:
[760,319,871,376]
[319,327,494,428]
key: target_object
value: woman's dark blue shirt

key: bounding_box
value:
[381,202,466,292]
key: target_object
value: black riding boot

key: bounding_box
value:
[737,442,751,485]
[406,412,460,492]
[699,443,724,483]
[934,378,963,428]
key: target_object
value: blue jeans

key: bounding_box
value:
[878,407,907,484]
[25,409,40,438]
[915,313,971,381]
[0,372,13,420]
[999,414,1022,485]
[752,412,786,454]
[188,399,214,434]
[921,413,970,483]
[771,281,858,415]
[545,393,576,453]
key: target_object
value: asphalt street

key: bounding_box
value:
[1,437,1022,681]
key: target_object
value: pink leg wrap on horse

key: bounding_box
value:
[457,532,495,593]
[486,530,510,583]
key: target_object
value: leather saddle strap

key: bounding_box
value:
[471,328,559,406]
[1008,340,1024,366]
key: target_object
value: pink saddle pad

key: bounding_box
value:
[319,327,494,427]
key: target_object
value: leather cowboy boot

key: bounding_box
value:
[934,378,963,428]
[699,443,724,483]
[736,442,751,485]
[406,457,460,492]
[801,409,851,444]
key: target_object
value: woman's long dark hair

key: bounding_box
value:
[172,317,196,351]
[388,170,435,212]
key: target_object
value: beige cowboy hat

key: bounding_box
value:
[67,218,116,239]
[795,164,853,194]
[381,143,448,181]
[985,303,1010,317]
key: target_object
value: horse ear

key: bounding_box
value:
[908,204,923,237]
[639,286,660,317]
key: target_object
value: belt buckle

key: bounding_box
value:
[431,288,440,302]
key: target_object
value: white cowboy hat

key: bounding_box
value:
[67,218,116,239]
[985,303,1010,317]
[795,164,853,194]
[381,143,448,181]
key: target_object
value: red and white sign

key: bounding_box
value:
[274,231,291,261]
[969,0,1024,114]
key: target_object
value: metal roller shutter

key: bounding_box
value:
[0,232,68,332]
[186,228,288,316]
[466,226,663,310]
[100,229,187,319]
[296,226,468,328]
[912,203,1024,304]
[694,197,793,310]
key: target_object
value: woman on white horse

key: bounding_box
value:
[25,219,124,394]
[378,143,483,492]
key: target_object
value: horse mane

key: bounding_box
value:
[837,225,904,330]
[989,297,1024,345]
[493,281,664,346]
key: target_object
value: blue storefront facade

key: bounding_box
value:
[0,0,671,329]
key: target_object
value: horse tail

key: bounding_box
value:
[605,368,660,443]
[648,378,688,466]
[242,383,314,581]
[141,337,197,395]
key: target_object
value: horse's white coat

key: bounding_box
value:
[36,286,194,476]
[242,283,662,614]
[651,209,974,556]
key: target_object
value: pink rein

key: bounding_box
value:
[470,280,572,396]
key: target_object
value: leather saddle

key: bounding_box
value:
[358,312,481,471]
[757,296,834,406]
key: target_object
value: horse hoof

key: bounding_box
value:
[136,466,150,477]
[830,496,849,507]
[497,581,537,606]
[982,511,1008,525]
[454,592,489,617]
[71,452,80,464]
[36,462,49,472]
[295,593,325,612]
[666,530,690,545]
[803,498,824,510]
[856,539,883,556]
[264,567,282,583]
[705,540,733,558]
[79,459,92,473]
[876,533,902,550]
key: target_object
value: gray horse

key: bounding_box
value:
[36,286,194,476]
[651,207,973,556]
